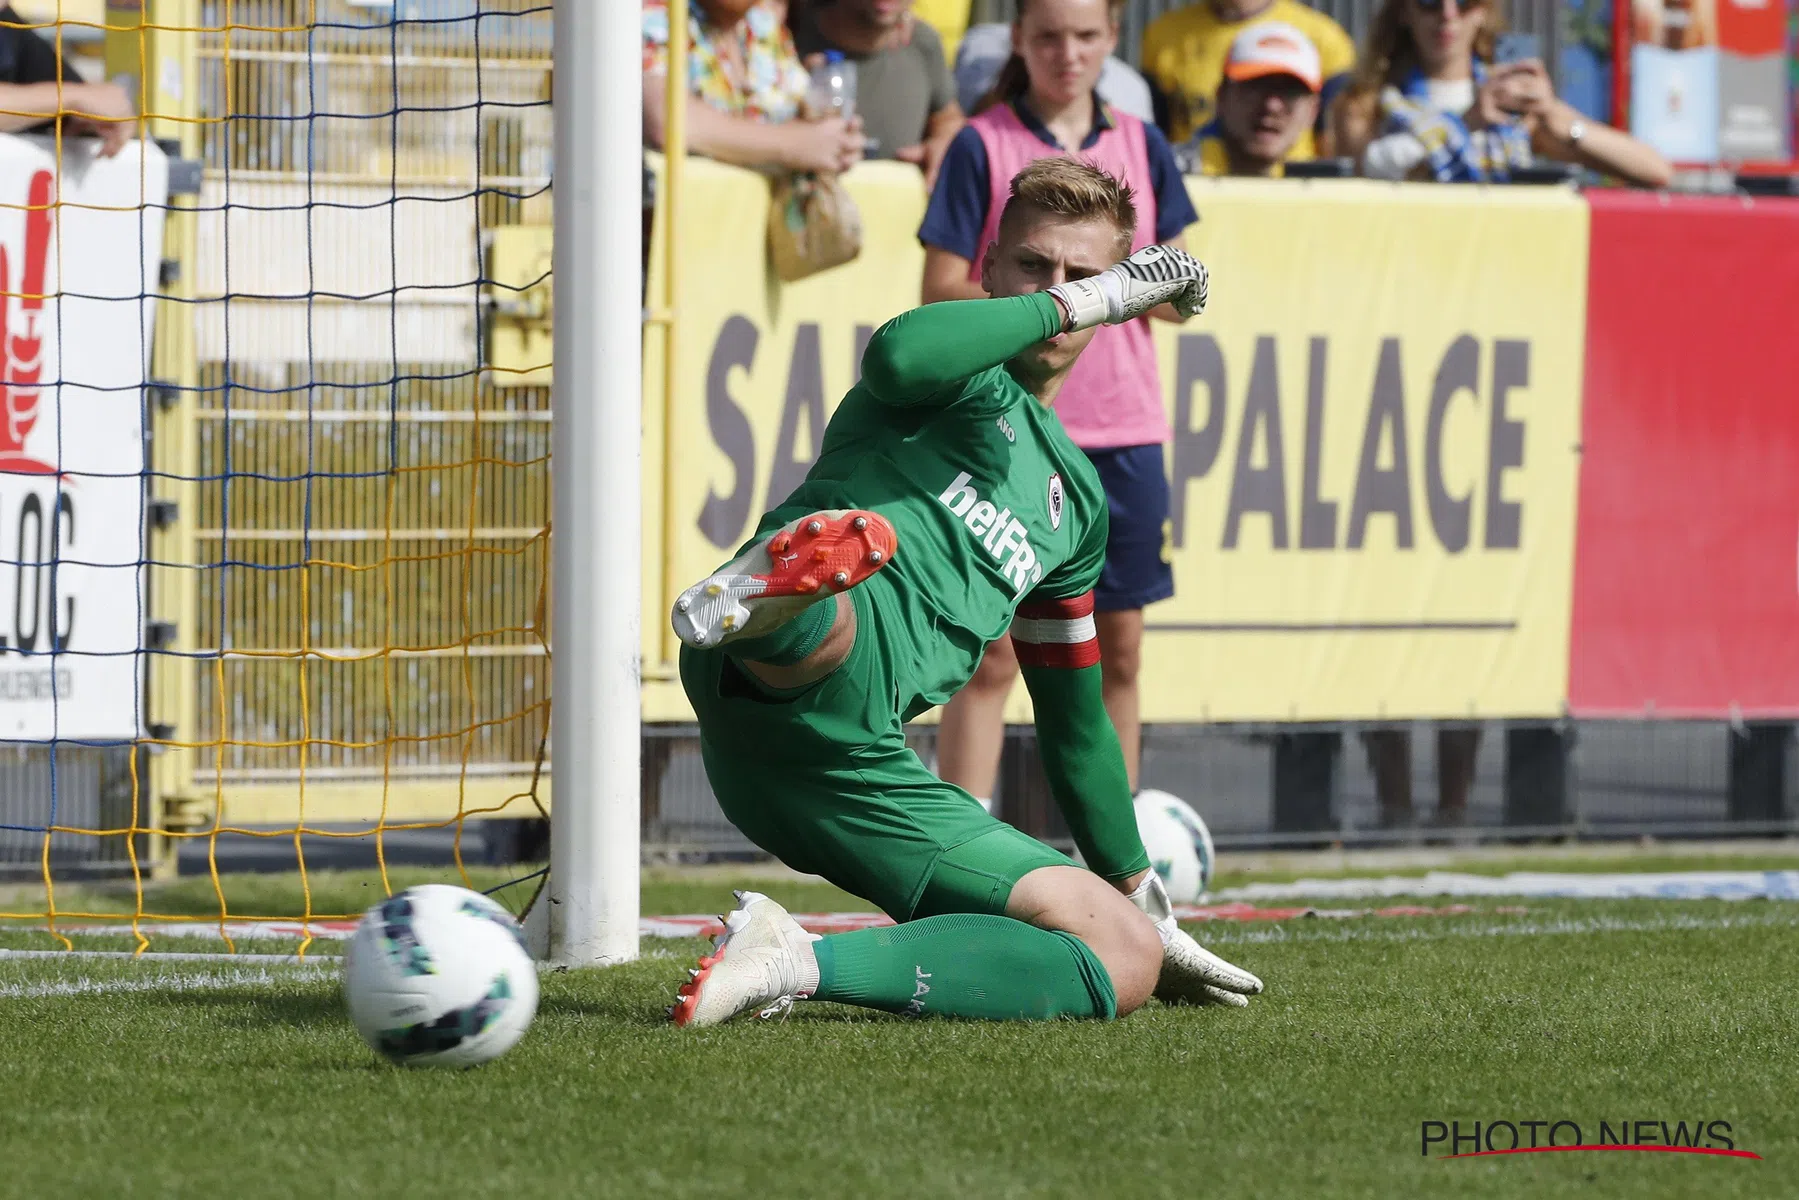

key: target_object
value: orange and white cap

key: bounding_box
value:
[1223,22,1322,92]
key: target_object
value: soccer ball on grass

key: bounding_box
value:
[1129,788,1216,899]
[1133,793,1203,904]
[1138,788,1216,899]
[343,884,539,1068]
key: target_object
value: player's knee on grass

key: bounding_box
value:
[965,634,1021,696]
[1007,865,1163,1015]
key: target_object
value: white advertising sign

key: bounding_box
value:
[0,135,168,740]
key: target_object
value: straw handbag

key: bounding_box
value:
[768,170,862,282]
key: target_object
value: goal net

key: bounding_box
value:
[0,0,558,950]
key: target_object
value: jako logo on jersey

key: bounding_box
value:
[938,472,1045,595]
[1048,473,1063,530]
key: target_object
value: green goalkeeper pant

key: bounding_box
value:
[679,585,1118,1020]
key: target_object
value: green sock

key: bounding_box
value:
[810,915,1117,1021]
[723,597,835,666]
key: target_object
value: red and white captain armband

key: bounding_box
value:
[1010,591,1100,669]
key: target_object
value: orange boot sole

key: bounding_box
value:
[670,509,898,649]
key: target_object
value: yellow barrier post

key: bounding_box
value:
[107,0,201,879]
[647,0,685,678]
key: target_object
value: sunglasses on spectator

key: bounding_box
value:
[1410,0,1488,11]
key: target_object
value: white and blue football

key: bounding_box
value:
[343,884,538,1068]
[1138,788,1216,900]
[1134,793,1203,904]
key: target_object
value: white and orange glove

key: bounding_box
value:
[1127,870,1264,1008]
[1048,244,1209,332]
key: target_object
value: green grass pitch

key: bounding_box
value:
[3,869,1797,1199]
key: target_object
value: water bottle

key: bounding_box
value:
[808,50,857,122]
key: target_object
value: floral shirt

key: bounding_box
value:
[642,0,809,123]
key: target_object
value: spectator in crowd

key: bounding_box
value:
[1331,0,1672,187]
[953,21,1157,126]
[918,0,1200,812]
[1364,725,1481,830]
[912,0,972,64]
[643,0,865,175]
[1139,0,1354,156]
[1176,21,1321,176]
[0,5,135,156]
[790,0,964,189]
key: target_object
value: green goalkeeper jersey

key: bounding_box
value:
[752,291,1108,719]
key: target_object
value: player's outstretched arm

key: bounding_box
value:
[1015,592,1265,1010]
[859,292,1065,408]
[859,246,1207,408]
[1024,659,1152,880]
[1011,594,1148,883]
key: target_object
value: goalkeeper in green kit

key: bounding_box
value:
[669,159,1262,1026]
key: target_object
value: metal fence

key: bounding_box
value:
[150,717,1798,874]
[183,0,555,811]
[624,720,1798,858]
[0,746,144,872]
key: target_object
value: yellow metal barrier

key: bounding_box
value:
[642,0,686,681]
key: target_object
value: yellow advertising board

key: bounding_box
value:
[643,167,1588,722]
[1148,179,1589,720]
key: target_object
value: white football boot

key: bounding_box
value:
[671,509,898,650]
[670,891,822,1028]
[1127,872,1264,1007]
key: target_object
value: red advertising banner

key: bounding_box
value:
[1570,191,1799,717]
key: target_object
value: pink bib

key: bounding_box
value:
[968,103,1170,450]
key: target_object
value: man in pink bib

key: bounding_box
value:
[918,0,1199,809]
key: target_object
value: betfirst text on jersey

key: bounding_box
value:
[937,471,1047,595]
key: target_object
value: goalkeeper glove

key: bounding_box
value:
[1047,244,1209,333]
[1127,870,1264,1008]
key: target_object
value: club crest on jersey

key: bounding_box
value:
[1048,473,1063,530]
[938,471,1045,595]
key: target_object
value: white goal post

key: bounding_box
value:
[536,0,642,966]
